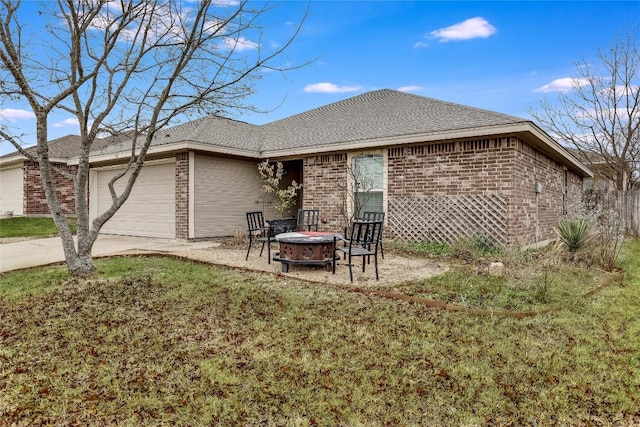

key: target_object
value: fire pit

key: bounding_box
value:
[273,231,337,273]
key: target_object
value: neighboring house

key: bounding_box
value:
[82,89,592,246]
[0,135,84,216]
[566,148,629,191]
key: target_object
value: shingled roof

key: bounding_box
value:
[260,89,527,152]
[76,89,591,176]
[1,134,82,161]
[90,89,528,158]
[91,115,262,157]
[1,134,114,162]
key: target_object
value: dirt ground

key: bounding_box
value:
[162,242,449,289]
[2,236,449,287]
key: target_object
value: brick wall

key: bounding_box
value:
[300,136,584,246]
[301,154,348,232]
[387,138,515,198]
[23,161,78,215]
[175,152,189,240]
[510,140,583,245]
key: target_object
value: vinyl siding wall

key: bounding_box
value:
[192,154,268,238]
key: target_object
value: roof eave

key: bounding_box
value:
[263,122,593,177]
[72,141,261,165]
[0,155,69,167]
[520,122,593,178]
[72,121,593,179]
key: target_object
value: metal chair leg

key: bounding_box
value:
[348,254,354,282]
[246,236,253,260]
[374,253,379,280]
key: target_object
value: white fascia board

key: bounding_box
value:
[263,122,594,177]
[0,156,26,168]
[0,155,68,167]
[525,123,593,177]
[71,141,260,165]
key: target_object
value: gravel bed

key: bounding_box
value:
[164,245,449,289]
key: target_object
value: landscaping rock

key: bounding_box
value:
[489,262,505,277]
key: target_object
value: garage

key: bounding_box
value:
[90,160,175,238]
[192,155,266,238]
[0,164,24,216]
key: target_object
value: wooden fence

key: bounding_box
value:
[388,194,508,245]
[583,190,640,237]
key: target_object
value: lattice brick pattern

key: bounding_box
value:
[388,194,508,245]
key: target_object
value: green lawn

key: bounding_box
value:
[0,216,77,238]
[0,242,639,425]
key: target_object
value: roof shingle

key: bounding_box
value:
[260,89,527,151]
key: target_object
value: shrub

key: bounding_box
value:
[556,217,590,255]
[587,213,624,271]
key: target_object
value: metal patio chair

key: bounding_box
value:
[361,211,385,258]
[246,211,272,264]
[335,220,383,282]
[297,208,320,231]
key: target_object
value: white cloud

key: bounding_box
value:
[223,36,259,51]
[413,41,429,49]
[304,83,362,93]
[53,118,80,128]
[0,108,35,122]
[430,17,497,42]
[534,77,590,93]
[397,86,422,93]
[210,0,240,5]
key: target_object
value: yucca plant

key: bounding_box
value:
[556,217,591,257]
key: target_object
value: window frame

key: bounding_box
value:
[347,151,387,222]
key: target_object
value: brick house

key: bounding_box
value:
[85,89,592,246]
[2,89,592,246]
[0,135,84,216]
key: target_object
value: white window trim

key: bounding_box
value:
[346,150,388,223]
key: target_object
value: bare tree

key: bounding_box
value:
[0,0,307,275]
[334,157,377,233]
[530,30,640,190]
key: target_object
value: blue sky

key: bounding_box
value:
[1,1,639,155]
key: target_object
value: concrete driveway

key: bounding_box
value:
[0,235,217,273]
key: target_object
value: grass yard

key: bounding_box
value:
[0,241,639,425]
[0,216,77,239]
[387,242,616,312]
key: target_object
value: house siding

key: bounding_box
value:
[192,154,266,238]
[385,137,515,244]
[23,161,77,216]
[386,138,515,197]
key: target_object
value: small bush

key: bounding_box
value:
[556,217,590,255]
[586,213,624,272]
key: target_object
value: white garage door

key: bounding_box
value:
[193,155,266,238]
[0,165,24,216]
[92,161,175,238]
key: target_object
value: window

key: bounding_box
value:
[353,154,383,218]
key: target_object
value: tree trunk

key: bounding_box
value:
[64,247,96,276]
[34,114,97,276]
